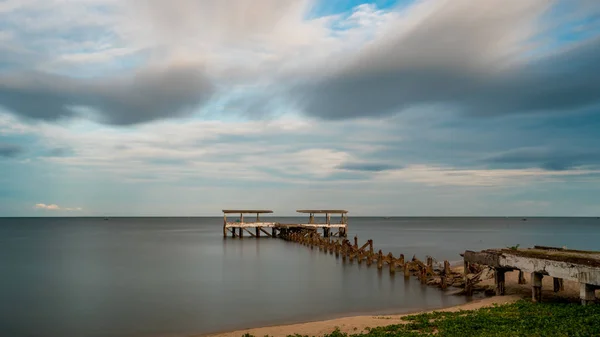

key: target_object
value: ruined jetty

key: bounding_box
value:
[464,246,600,305]
[221,209,464,291]
[222,209,348,238]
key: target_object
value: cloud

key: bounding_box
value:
[483,147,600,171]
[34,203,82,211]
[0,142,23,157]
[0,63,214,125]
[337,162,400,172]
[290,0,600,120]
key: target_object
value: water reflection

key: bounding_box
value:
[1,217,597,337]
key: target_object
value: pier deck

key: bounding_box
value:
[464,246,600,305]
[222,209,348,238]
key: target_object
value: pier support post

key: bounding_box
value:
[494,269,506,296]
[532,272,543,303]
[426,257,433,275]
[239,227,243,239]
[272,228,276,238]
[256,227,260,238]
[580,283,596,305]
[377,250,383,269]
[553,278,564,292]
[404,262,411,278]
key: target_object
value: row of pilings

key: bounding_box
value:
[280,229,469,291]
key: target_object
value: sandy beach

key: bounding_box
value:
[206,268,585,337]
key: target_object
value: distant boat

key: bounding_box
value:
[521,218,527,221]
[104,217,109,221]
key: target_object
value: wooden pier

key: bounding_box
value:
[464,246,600,305]
[222,210,277,238]
[221,208,465,292]
[222,209,348,238]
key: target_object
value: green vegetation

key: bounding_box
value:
[248,300,600,337]
[507,244,520,250]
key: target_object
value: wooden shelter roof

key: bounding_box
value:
[222,210,273,214]
[296,210,348,214]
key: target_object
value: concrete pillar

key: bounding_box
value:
[495,269,506,296]
[532,272,543,302]
[580,283,596,305]
[518,270,527,284]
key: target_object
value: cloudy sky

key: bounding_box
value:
[1,0,600,216]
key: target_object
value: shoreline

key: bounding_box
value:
[203,295,520,337]
[203,269,585,337]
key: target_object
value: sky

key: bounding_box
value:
[1,0,600,217]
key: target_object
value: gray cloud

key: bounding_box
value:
[291,1,600,120]
[0,64,214,125]
[0,143,23,158]
[337,162,400,172]
[484,147,600,171]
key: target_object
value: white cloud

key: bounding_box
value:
[375,165,600,187]
[34,203,82,211]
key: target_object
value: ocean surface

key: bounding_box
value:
[1,217,599,337]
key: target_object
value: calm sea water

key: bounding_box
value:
[1,217,599,337]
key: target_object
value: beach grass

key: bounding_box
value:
[243,300,600,337]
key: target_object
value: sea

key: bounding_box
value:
[1,217,599,337]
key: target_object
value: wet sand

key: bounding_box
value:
[206,268,585,337]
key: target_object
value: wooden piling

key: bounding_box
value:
[377,250,383,269]
[388,253,396,274]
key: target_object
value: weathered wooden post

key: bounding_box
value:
[377,250,383,269]
[388,253,396,274]
[532,272,543,302]
[426,257,433,275]
[223,213,227,238]
[404,261,411,277]
[440,260,450,289]
[494,269,506,296]
[272,228,276,238]
[398,254,405,266]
